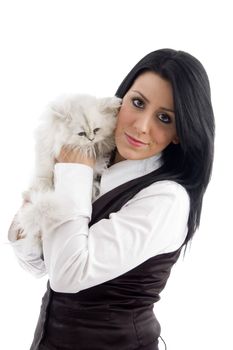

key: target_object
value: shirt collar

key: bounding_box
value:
[99,153,163,196]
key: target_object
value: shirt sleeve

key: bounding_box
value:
[42,163,190,293]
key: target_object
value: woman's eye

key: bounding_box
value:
[132,98,144,109]
[157,113,171,124]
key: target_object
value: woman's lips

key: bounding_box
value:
[125,133,149,147]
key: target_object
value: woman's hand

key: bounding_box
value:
[56,146,96,168]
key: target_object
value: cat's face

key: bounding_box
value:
[50,94,122,147]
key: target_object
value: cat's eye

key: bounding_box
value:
[78,131,87,136]
[93,128,100,134]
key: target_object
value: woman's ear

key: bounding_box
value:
[172,136,180,144]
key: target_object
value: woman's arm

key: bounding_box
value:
[41,148,190,293]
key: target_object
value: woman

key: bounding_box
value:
[9,48,215,350]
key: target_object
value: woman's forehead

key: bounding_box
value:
[127,71,174,109]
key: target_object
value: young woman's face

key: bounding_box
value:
[114,71,179,162]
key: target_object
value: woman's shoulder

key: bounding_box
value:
[149,179,189,194]
[126,179,190,206]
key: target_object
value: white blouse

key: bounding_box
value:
[9,153,190,293]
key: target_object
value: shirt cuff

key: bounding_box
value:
[54,163,94,218]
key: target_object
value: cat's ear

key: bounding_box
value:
[98,96,122,115]
[49,101,72,122]
[50,105,66,120]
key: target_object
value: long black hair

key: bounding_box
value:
[115,49,215,246]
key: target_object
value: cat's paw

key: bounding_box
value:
[16,202,42,239]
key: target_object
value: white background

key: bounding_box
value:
[0,1,232,349]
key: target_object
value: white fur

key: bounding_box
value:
[15,94,122,256]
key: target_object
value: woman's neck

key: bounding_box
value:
[113,151,125,164]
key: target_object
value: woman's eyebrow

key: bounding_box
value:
[131,90,150,103]
[132,90,175,113]
[160,107,175,113]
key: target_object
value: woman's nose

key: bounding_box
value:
[132,114,152,134]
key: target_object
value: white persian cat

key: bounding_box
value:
[12,93,122,256]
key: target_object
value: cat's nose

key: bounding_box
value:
[87,137,95,141]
